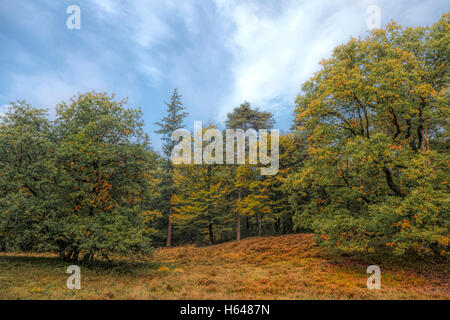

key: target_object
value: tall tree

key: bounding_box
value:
[266,133,306,235]
[154,89,188,246]
[288,14,449,257]
[155,89,188,159]
[172,163,232,245]
[225,102,275,131]
[54,92,154,261]
[225,102,275,240]
[0,93,156,261]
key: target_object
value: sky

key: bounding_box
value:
[0,0,448,152]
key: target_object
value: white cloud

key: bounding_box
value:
[90,0,120,15]
[90,0,176,48]
[88,0,202,88]
[214,0,373,120]
[3,0,201,119]
[4,0,447,132]
[8,55,112,117]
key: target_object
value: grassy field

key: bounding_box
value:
[0,234,448,299]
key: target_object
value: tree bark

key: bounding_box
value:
[245,215,250,237]
[208,223,214,245]
[166,206,173,247]
[405,119,418,152]
[71,249,79,262]
[274,218,280,235]
[418,124,426,152]
[257,214,262,236]
[417,102,427,152]
[424,127,430,151]
[382,167,405,198]
[236,187,241,241]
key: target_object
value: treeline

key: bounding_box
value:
[154,94,297,246]
[0,14,448,261]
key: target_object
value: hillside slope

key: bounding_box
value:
[154,234,449,299]
[0,234,448,299]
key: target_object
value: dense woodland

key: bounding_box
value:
[0,15,448,262]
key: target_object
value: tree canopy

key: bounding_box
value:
[0,93,156,261]
[288,14,449,257]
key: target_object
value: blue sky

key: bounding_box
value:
[0,0,448,152]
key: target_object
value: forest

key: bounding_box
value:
[0,14,448,266]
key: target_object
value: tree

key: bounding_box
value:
[154,89,188,246]
[289,14,449,257]
[0,93,156,261]
[172,163,232,245]
[225,102,275,240]
[54,92,154,261]
[267,133,306,235]
[236,168,271,237]
[155,89,188,159]
[170,123,234,245]
[0,102,58,252]
[225,101,275,131]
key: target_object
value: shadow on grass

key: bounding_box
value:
[324,246,449,277]
[0,254,162,275]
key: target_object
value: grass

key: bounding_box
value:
[0,234,448,299]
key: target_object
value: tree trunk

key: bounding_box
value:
[245,215,250,237]
[257,214,262,236]
[71,250,79,262]
[64,249,73,262]
[166,206,173,247]
[236,187,241,241]
[208,223,214,245]
[418,124,426,152]
[274,218,280,235]
[424,127,430,151]
[383,167,405,198]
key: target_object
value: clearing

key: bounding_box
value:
[0,234,448,299]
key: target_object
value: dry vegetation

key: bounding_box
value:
[0,234,448,299]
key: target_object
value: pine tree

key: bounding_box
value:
[155,89,188,159]
[225,102,275,131]
[225,102,275,240]
[155,89,188,246]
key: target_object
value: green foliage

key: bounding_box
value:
[225,102,280,239]
[155,88,188,159]
[153,89,188,246]
[225,101,275,130]
[0,102,58,252]
[172,163,233,244]
[0,93,157,261]
[288,14,449,257]
[153,88,189,246]
[1,15,448,264]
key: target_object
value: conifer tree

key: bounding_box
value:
[225,102,275,240]
[155,89,188,246]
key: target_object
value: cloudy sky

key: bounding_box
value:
[0,0,448,151]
